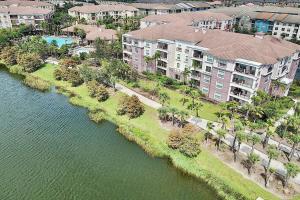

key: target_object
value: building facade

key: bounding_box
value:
[123,24,300,104]
[140,11,234,31]
[0,7,53,29]
[68,5,138,23]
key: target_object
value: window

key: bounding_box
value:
[216,82,223,89]
[185,56,188,63]
[281,28,285,31]
[175,74,180,80]
[202,87,209,94]
[145,50,149,56]
[205,66,211,73]
[214,93,222,100]
[217,70,225,79]
[146,42,150,47]
[273,32,277,35]
[203,75,210,83]
[275,27,278,30]
[185,49,189,54]
[176,54,180,61]
[177,63,180,68]
[207,55,213,63]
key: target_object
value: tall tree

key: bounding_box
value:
[283,162,300,188]
[245,153,260,175]
[216,129,226,151]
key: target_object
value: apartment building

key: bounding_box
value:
[211,6,300,41]
[0,0,54,10]
[68,4,138,23]
[131,2,211,15]
[122,23,300,103]
[0,7,53,29]
[140,11,234,31]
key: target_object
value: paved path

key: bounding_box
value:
[115,83,300,184]
[115,83,162,109]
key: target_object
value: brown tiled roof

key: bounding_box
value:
[141,11,232,25]
[255,12,274,20]
[69,4,138,14]
[0,0,52,7]
[0,6,52,15]
[62,24,117,41]
[127,24,300,64]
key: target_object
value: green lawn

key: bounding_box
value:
[33,63,279,200]
[123,79,221,121]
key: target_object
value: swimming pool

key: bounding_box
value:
[43,36,74,47]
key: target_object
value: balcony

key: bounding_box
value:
[123,38,132,44]
[157,42,168,51]
[123,45,132,53]
[232,74,253,89]
[192,60,202,70]
[123,53,132,60]
[192,50,203,60]
[235,63,256,76]
[157,51,168,60]
[191,70,201,80]
[157,60,167,68]
[230,86,251,100]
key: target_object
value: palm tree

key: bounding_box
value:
[287,132,300,161]
[182,67,191,85]
[265,145,279,187]
[234,131,246,162]
[179,97,189,106]
[294,102,300,117]
[263,121,275,149]
[216,129,226,151]
[251,106,264,123]
[205,121,214,143]
[232,119,243,152]
[193,102,203,117]
[248,134,261,154]
[158,107,169,121]
[284,162,300,188]
[242,103,254,120]
[159,92,170,106]
[245,153,260,175]
[219,115,230,130]
[188,89,200,109]
[178,110,188,128]
[266,145,279,172]
[271,79,286,100]
[169,107,178,126]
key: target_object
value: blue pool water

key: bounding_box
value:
[43,36,74,47]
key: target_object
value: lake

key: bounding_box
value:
[0,69,217,200]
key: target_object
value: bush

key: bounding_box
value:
[0,46,17,65]
[59,58,80,69]
[54,68,63,80]
[69,70,84,87]
[96,85,109,102]
[23,74,50,91]
[88,109,105,123]
[9,65,24,74]
[167,124,202,158]
[178,135,202,157]
[17,52,42,73]
[117,95,145,118]
[87,80,99,97]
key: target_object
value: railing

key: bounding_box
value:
[230,91,250,99]
[235,67,256,76]
[157,43,168,50]
[232,79,253,88]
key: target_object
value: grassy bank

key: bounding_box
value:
[122,79,220,121]
[33,63,279,200]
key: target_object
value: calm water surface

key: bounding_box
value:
[0,69,217,200]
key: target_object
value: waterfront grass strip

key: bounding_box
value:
[33,63,279,200]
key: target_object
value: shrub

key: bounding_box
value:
[59,58,80,69]
[23,75,50,91]
[88,109,105,123]
[9,65,24,74]
[168,129,183,149]
[54,68,63,80]
[96,85,109,102]
[117,95,145,118]
[87,80,99,97]
[167,125,202,158]
[17,52,42,73]
[178,135,202,157]
[0,46,17,65]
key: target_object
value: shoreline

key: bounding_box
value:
[1,63,280,200]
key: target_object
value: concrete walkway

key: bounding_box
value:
[115,83,300,184]
[115,83,162,109]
